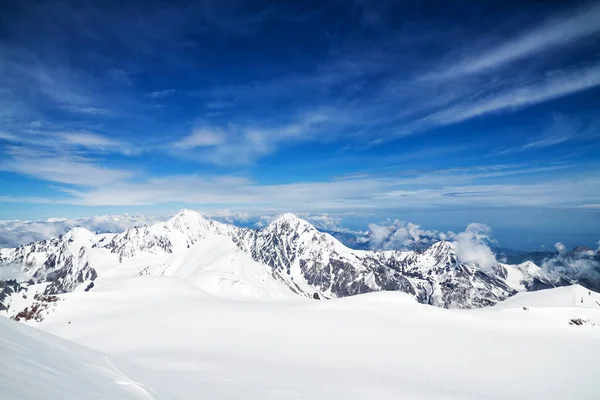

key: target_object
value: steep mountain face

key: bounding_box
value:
[242,215,560,308]
[0,228,100,297]
[0,279,25,311]
[243,214,417,298]
[43,247,97,295]
[0,209,570,318]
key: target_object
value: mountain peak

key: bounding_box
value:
[174,208,202,217]
[277,212,302,221]
[423,240,457,265]
[427,240,455,255]
[168,209,205,224]
[271,213,311,226]
[430,240,454,250]
[61,227,95,242]
[265,213,317,234]
[572,246,593,254]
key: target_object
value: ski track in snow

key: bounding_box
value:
[103,356,164,400]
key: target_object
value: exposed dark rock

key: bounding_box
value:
[0,280,24,312]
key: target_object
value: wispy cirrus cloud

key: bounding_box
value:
[494,114,598,155]
[0,44,115,124]
[62,106,110,115]
[60,132,122,149]
[173,127,227,148]
[398,1,600,135]
[147,89,177,99]
[422,2,600,81]
[403,63,600,134]
[171,109,342,164]
[0,147,134,187]
[2,162,594,210]
[568,204,600,209]
[0,129,134,155]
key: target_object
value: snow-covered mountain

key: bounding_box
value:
[0,209,569,317]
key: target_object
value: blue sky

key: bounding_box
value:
[0,0,599,249]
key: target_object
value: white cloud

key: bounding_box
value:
[62,106,110,115]
[147,89,177,98]
[0,148,134,187]
[567,204,600,210]
[0,214,165,248]
[366,220,499,271]
[27,62,95,108]
[60,132,123,149]
[0,128,132,154]
[364,219,505,271]
[0,264,26,281]
[554,242,567,254]
[496,114,589,155]
[0,131,21,142]
[301,214,344,232]
[171,109,339,165]
[0,128,140,189]
[173,127,227,148]
[1,161,598,210]
[367,220,445,250]
[543,241,600,280]
[452,223,497,271]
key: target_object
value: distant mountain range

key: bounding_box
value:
[1,210,593,319]
[323,229,596,266]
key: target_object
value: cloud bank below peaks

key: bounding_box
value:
[367,220,447,251]
[0,214,165,248]
[367,220,498,271]
[542,241,600,282]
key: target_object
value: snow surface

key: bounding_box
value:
[495,284,600,309]
[5,281,595,399]
[0,316,155,400]
[145,234,299,300]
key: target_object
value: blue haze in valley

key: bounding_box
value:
[0,0,599,250]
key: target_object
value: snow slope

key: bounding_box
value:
[139,235,298,300]
[0,315,156,400]
[495,283,600,309]
[24,280,599,400]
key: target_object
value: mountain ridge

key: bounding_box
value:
[0,210,573,317]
